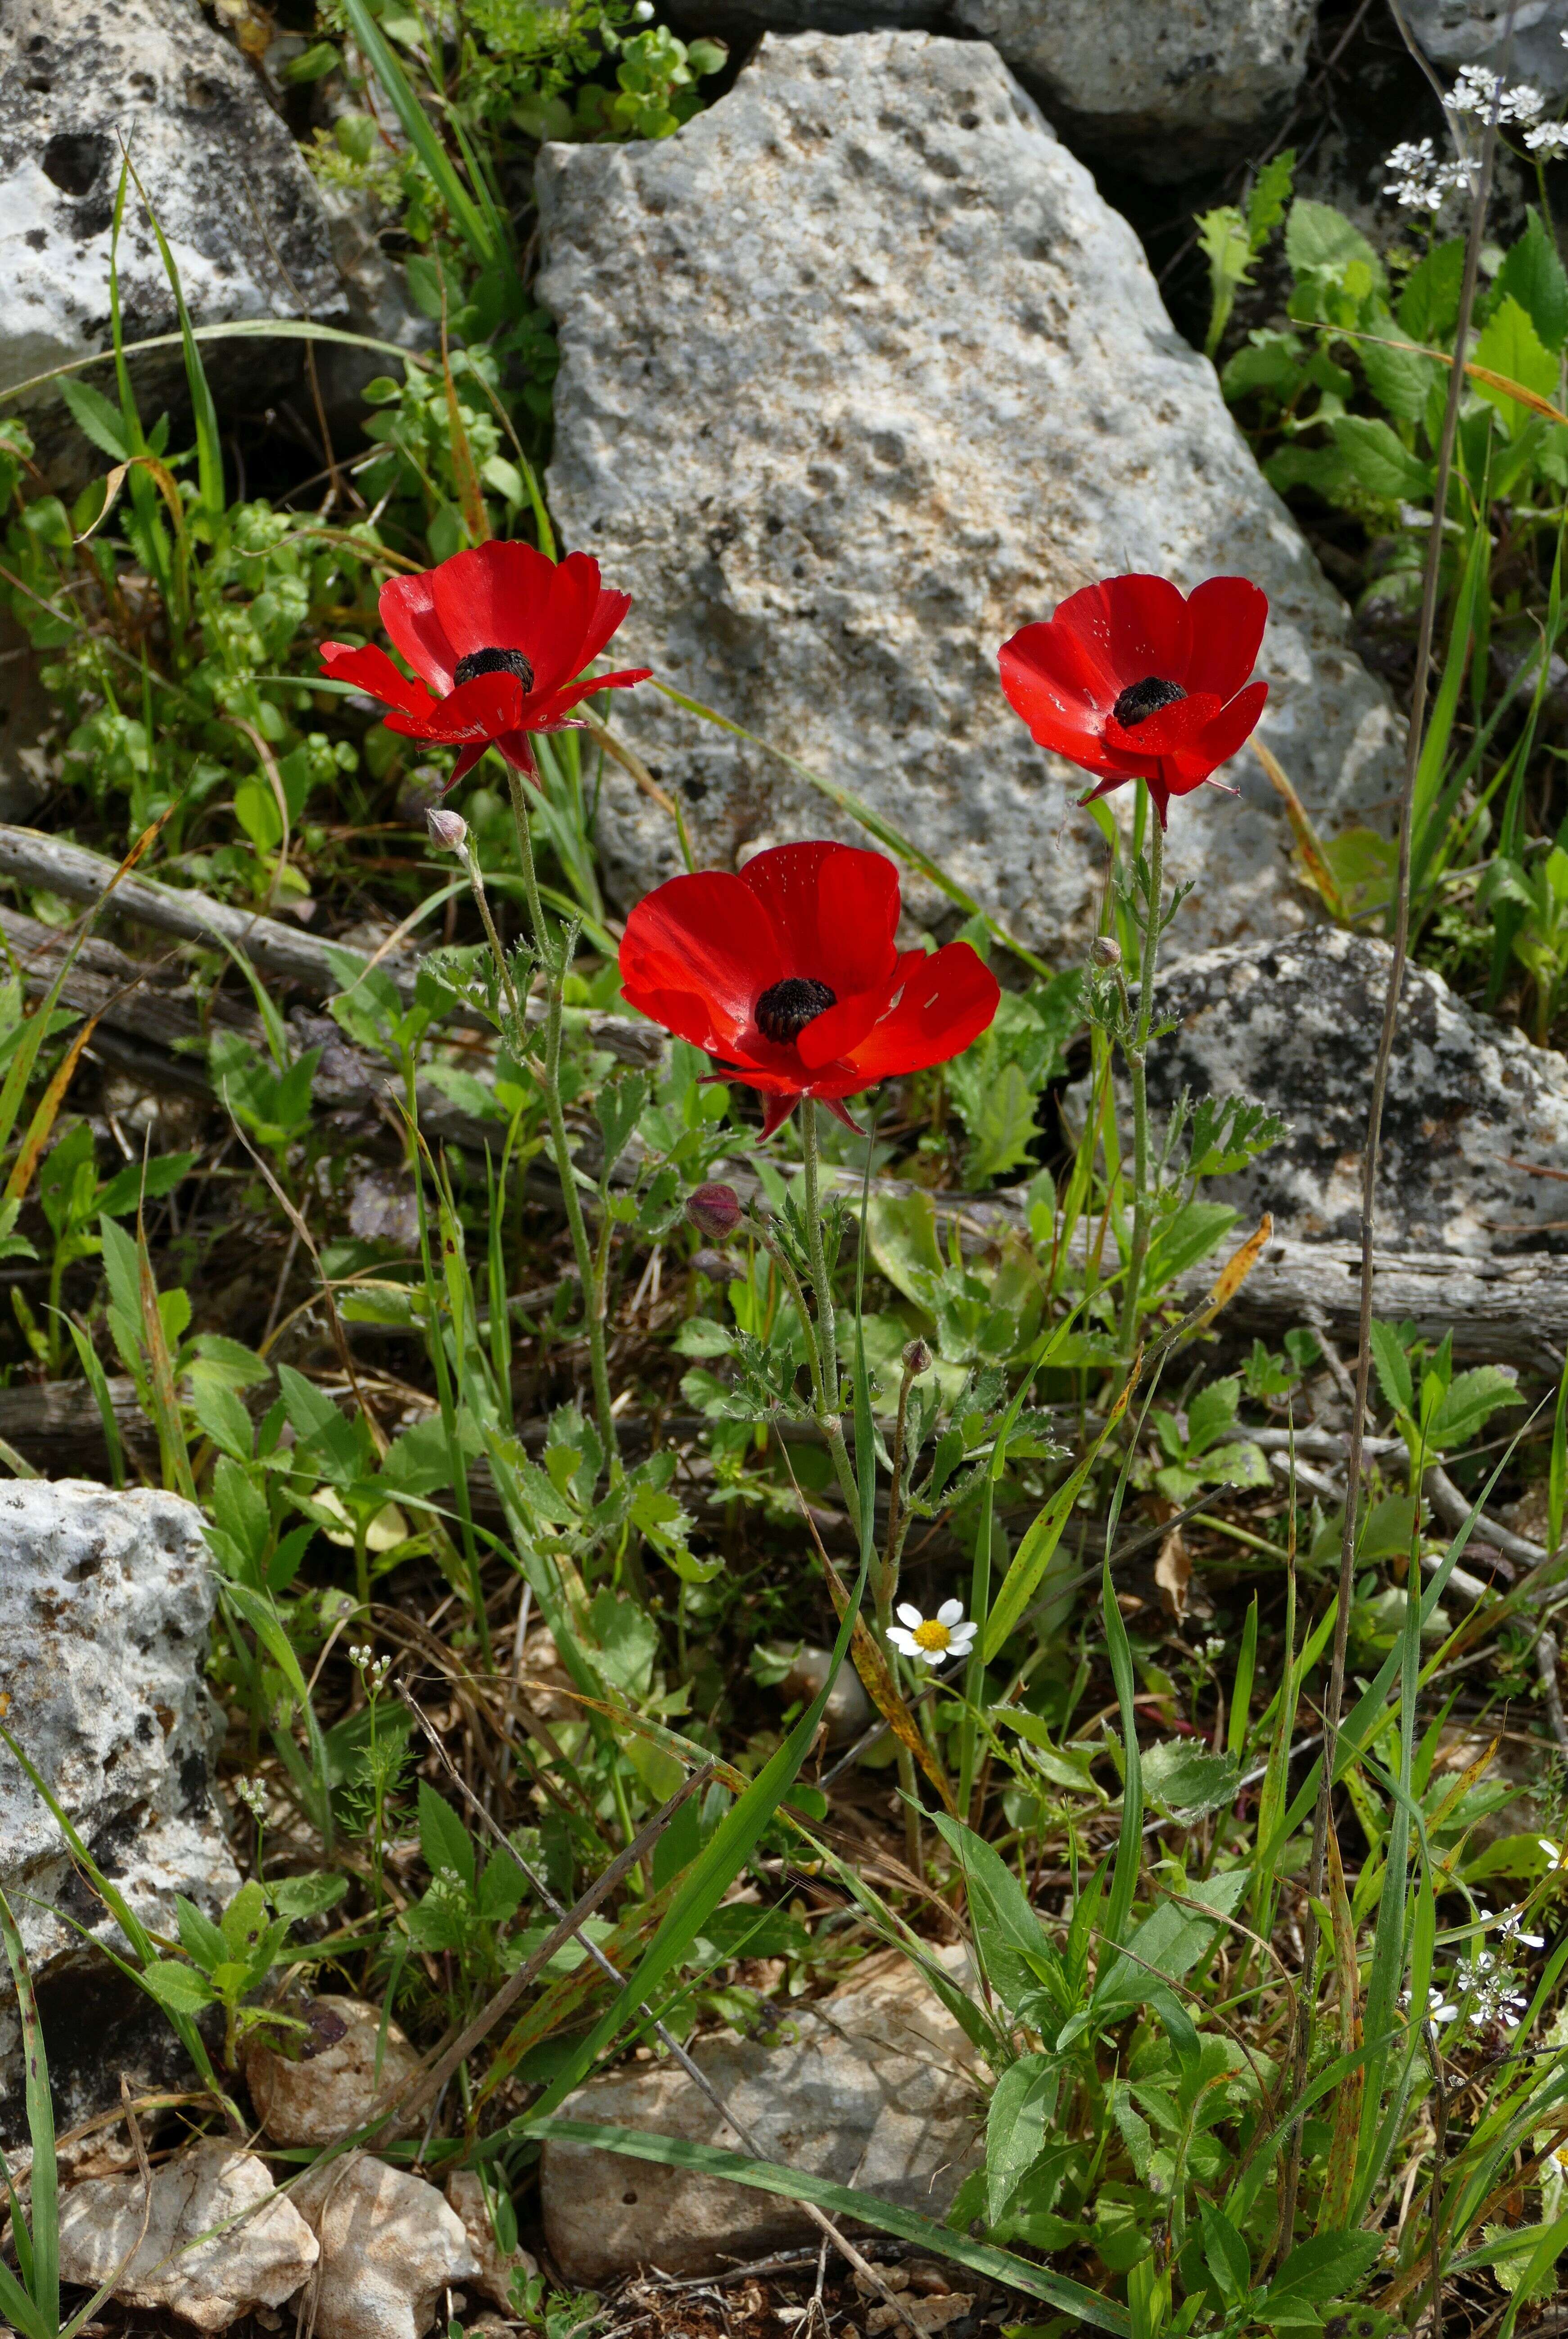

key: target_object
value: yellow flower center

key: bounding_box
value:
[913,1618,952,1652]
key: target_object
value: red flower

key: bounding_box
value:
[320,541,651,787]
[619,842,1000,1139]
[998,573,1269,827]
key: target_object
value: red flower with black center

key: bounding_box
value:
[320,540,651,787]
[619,842,1000,1139]
[998,573,1269,827]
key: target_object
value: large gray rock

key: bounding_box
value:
[0,1481,238,2143]
[537,32,1401,966]
[541,1948,982,2282]
[0,0,344,481]
[948,0,1317,176]
[1145,927,1568,1256]
[1404,1,1568,100]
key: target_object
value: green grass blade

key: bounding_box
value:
[118,156,224,531]
[1099,1555,1144,1955]
[62,1316,126,1488]
[338,0,498,265]
[0,1881,56,2334]
[511,2121,1130,2333]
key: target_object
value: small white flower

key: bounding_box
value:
[1449,65,1545,122]
[1526,121,1568,153]
[1383,136,1472,210]
[233,1776,269,1822]
[887,1599,977,1668]
[1496,1908,1546,1951]
[1202,1635,1227,1660]
[1404,1983,1459,2023]
[1539,1836,1566,1869]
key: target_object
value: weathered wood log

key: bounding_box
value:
[0,824,659,1065]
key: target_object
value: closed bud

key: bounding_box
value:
[902,1337,933,1376]
[427,807,469,852]
[687,1182,742,1242]
[1090,934,1121,968]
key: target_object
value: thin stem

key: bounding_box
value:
[800,1100,839,1409]
[506,762,620,1474]
[751,1211,859,1514]
[1118,802,1165,1358]
[458,842,523,1038]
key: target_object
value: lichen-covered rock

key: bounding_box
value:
[0,0,344,481]
[1403,0,1568,100]
[244,1994,422,2146]
[537,32,1401,966]
[56,2140,318,2333]
[0,1481,238,2143]
[948,0,1316,176]
[1143,927,1568,1255]
[294,2154,479,2339]
[540,1947,981,2283]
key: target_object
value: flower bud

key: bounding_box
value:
[687,1182,743,1242]
[427,807,469,852]
[1090,934,1121,968]
[902,1337,933,1376]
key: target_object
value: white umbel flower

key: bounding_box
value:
[887,1599,976,1668]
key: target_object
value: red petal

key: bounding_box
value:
[426,540,558,668]
[1168,678,1269,784]
[795,983,895,1070]
[737,843,901,1002]
[384,670,527,744]
[836,942,1000,1086]
[538,666,654,724]
[1056,574,1192,693]
[380,571,460,695]
[529,552,607,698]
[619,869,788,1058]
[1181,577,1269,701]
[577,588,637,674]
[320,641,434,721]
[998,623,1119,764]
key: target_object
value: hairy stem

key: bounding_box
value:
[507,762,620,1474]
[1118,802,1165,1358]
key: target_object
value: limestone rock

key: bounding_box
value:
[0,1481,239,2145]
[56,2140,318,2333]
[1402,1,1568,100]
[537,32,1401,967]
[294,2153,479,2339]
[1143,927,1568,1255]
[444,2169,538,2311]
[540,1946,981,2283]
[948,0,1317,176]
[0,0,344,482]
[244,1994,422,2147]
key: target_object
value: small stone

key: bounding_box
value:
[541,1947,980,2282]
[294,2154,479,2339]
[244,1995,422,2146]
[867,2297,974,2334]
[56,2141,318,2334]
[444,2169,538,2312]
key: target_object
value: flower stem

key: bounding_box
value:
[1118,799,1164,1360]
[506,762,621,1475]
[799,1100,856,1505]
[458,843,523,1039]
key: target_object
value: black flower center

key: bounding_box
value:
[453,646,535,692]
[755,976,836,1045]
[1112,675,1187,728]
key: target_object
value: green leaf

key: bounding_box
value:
[58,377,130,463]
[1369,1319,1414,1417]
[140,1956,217,2015]
[1266,2230,1383,2304]
[175,1894,227,1973]
[269,1871,348,1922]
[1198,2198,1252,2304]
[1495,208,1568,354]
[1398,237,1465,343]
[930,1813,1053,2021]
[1471,295,1560,436]
[1140,1741,1242,1821]
[418,1781,476,1892]
[98,1152,196,1218]
[1359,322,1438,423]
[186,1376,253,1463]
[1285,199,1386,292]
[1429,1364,1522,1451]
[985,2053,1061,2225]
[1329,414,1432,502]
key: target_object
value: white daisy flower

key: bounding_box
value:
[887,1599,977,1668]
